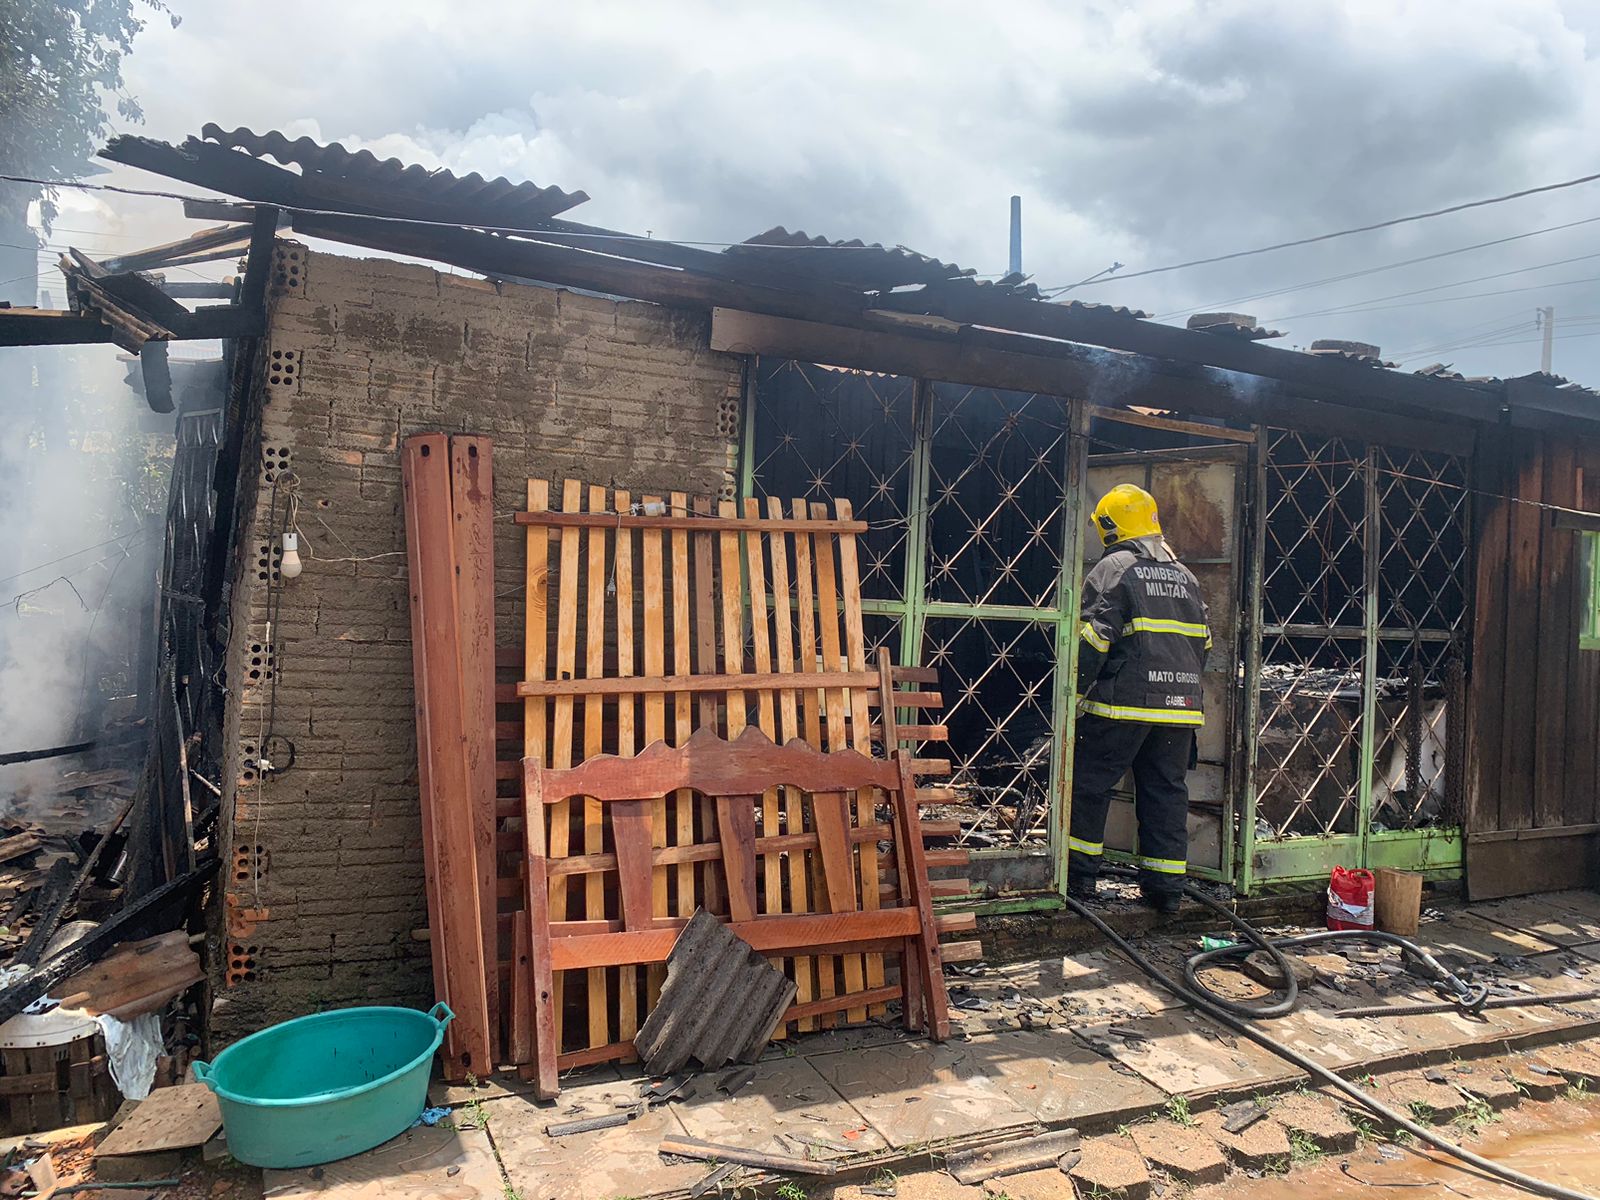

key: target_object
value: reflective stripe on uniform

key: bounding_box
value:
[1121,617,1210,639]
[1140,856,1186,875]
[1068,837,1103,856]
[1080,622,1112,653]
[1080,699,1204,726]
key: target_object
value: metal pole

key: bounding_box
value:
[1009,196,1022,278]
[1539,306,1555,373]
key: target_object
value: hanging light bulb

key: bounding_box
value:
[280,531,304,579]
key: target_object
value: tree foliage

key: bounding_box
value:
[0,0,177,229]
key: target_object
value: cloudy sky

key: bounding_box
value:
[42,0,1600,381]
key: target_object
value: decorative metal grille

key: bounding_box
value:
[1375,447,1470,633]
[748,359,915,601]
[1371,636,1461,830]
[926,386,1068,609]
[1261,432,1366,630]
[1252,431,1471,848]
[922,617,1057,847]
[1255,634,1364,837]
[749,362,1074,853]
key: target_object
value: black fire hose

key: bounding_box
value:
[1149,867,1491,1019]
[1069,868,1596,1200]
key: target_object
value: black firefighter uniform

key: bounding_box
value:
[1068,536,1211,897]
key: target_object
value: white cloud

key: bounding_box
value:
[69,0,1600,378]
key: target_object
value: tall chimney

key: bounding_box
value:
[1009,195,1022,277]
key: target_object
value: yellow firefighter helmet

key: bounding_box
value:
[1092,483,1161,548]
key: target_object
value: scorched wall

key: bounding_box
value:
[215,244,742,1039]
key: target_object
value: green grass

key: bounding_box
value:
[775,1183,808,1200]
[1406,1100,1435,1124]
[1164,1095,1196,1126]
[1453,1095,1495,1135]
[1288,1129,1323,1164]
[1352,1115,1379,1143]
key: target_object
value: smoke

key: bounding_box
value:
[1082,346,1153,407]
[0,342,167,831]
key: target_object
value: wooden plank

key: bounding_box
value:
[766,497,816,1028]
[692,494,723,915]
[1086,403,1257,444]
[716,796,760,922]
[515,669,881,698]
[402,435,491,1080]
[743,498,784,916]
[642,494,670,1006]
[582,483,610,1052]
[1535,440,1576,831]
[718,500,749,742]
[521,763,560,1098]
[540,823,894,877]
[811,501,867,1023]
[509,911,532,1065]
[613,487,640,1040]
[670,492,696,934]
[449,436,499,1061]
[1498,432,1545,832]
[835,498,886,1015]
[516,511,867,533]
[548,478,584,1055]
[612,799,656,932]
[550,909,922,971]
[893,666,942,685]
[939,940,985,964]
[1570,450,1600,828]
[789,496,836,1018]
[93,1084,219,1157]
[1466,435,1511,840]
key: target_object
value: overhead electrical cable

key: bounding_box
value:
[1043,165,1600,293]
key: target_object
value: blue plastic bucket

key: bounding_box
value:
[192,1003,453,1168]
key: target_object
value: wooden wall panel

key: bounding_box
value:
[1467,430,1600,898]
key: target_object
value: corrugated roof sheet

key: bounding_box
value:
[632,910,796,1074]
[726,225,975,291]
[199,124,589,226]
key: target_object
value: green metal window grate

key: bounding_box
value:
[746,360,1082,858]
[1241,430,1470,890]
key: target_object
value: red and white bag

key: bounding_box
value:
[1326,867,1375,931]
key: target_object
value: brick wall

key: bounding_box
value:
[215,244,742,1039]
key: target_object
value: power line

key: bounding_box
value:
[0,530,150,590]
[1157,214,1600,321]
[1044,166,1600,293]
[1271,247,1600,323]
[1281,273,1600,319]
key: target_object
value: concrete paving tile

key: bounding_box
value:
[958,1027,1165,1127]
[1055,950,1185,1022]
[487,1082,701,1200]
[1072,1011,1303,1098]
[1535,889,1600,925]
[1068,1134,1150,1200]
[1268,1090,1359,1152]
[1466,896,1600,947]
[777,1021,917,1059]
[262,1126,504,1200]
[1415,911,1564,963]
[1128,1121,1229,1184]
[1379,1075,1470,1124]
[1443,1060,1523,1109]
[1267,1002,1415,1069]
[804,1038,1040,1149]
[672,1055,889,1158]
[980,1166,1076,1200]
[1195,1108,1292,1171]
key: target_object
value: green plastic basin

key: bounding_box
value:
[192,1003,453,1168]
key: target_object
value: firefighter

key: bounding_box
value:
[1067,483,1211,914]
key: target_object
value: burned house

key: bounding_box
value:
[4,128,1598,1039]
